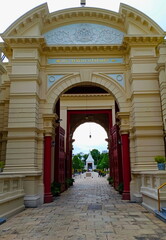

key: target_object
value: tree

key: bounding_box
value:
[82,154,88,165]
[72,155,84,172]
[97,153,109,170]
[91,149,101,165]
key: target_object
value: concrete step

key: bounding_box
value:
[154,209,166,223]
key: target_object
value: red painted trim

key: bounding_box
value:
[44,136,53,203]
[67,109,112,132]
[66,109,112,181]
[68,109,112,116]
[121,134,131,200]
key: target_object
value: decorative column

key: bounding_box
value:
[43,114,57,203]
[117,112,131,200]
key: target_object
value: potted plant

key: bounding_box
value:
[51,182,61,197]
[66,178,75,188]
[154,156,166,170]
[118,183,124,194]
[107,176,114,186]
[0,161,5,172]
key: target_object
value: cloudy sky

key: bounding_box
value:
[73,123,108,155]
[0,0,166,32]
[0,0,165,154]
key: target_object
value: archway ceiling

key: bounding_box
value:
[64,85,108,94]
[70,113,109,136]
[1,3,164,38]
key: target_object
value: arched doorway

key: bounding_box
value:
[43,80,131,203]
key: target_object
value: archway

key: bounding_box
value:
[43,77,131,203]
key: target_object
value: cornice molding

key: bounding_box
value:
[119,3,164,35]
[1,3,164,40]
[42,44,127,55]
[156,63,165,72]
[124,36,164,46]
[43,7,124,33]
[129,73,158,83]
[2,3,49,37]
[2,37,45,46]
[2,35,164,56]
[8,73,41,85]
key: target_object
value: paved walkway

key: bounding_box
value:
[0,172,165,240]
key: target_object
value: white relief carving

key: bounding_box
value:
[74,24,94,43]
[44,23,124,45]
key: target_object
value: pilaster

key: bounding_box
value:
[128,44,165,171]
[43,114,57,203]
[117,112,131,200]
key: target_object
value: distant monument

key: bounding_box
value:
[85,152,95,171]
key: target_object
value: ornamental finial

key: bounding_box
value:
[80,0,86,7]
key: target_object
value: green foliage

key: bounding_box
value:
[51,182,61,197]
[98,170,107,177]
[107,176,114,185]
[0,161,5,169]
[73,150,109,171]
[154,156,166,163]
[97,153,109,170]
[82,154,88,160]
[91,149,101,165]
[118,183,124,194]
[72,155,84,171]
[66,178,75,187]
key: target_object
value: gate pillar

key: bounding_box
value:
[44,134,53,203]
[117,112,131,200]
[43,114,57,203]
[121,132,130,200]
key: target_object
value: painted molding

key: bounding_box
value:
[48,58,123,65]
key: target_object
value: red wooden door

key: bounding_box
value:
[54,126,66,192]
[110,124,123,190]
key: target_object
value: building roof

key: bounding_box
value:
[86,152,94,163]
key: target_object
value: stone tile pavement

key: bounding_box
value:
[0,172,165,240]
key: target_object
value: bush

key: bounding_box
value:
[66,178,75,187]
[51,182,61,197]
[118,183,124,194]
[107,176,114,185]
[0,161,5,169]
[154,156,166,163]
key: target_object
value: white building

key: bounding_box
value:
[85,152,95,171]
